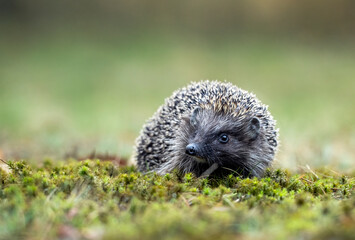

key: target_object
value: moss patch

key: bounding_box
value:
[0,160,354,239]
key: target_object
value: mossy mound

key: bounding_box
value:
[0,160,354,239]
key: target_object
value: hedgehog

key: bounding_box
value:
[134,80,278,178]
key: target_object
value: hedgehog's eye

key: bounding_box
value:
[218,133,229,144]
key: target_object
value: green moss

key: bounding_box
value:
[0,159,354,239]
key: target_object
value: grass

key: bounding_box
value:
[0,32,354,239]
[0,159,354,239]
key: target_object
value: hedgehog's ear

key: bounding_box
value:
[190,107,201,128]
[247,117,260,141]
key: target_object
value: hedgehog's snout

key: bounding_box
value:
[186,143,198,156]
[186,143,207,163]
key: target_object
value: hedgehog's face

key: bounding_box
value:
[180,107,266,177]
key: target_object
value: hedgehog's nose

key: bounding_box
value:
[186,144,197,156]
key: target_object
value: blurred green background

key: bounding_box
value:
[0,0,354,170]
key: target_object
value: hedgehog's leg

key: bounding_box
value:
[199,163,219,178]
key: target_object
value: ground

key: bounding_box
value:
[0,159,354,239]
[0,32,354,240]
